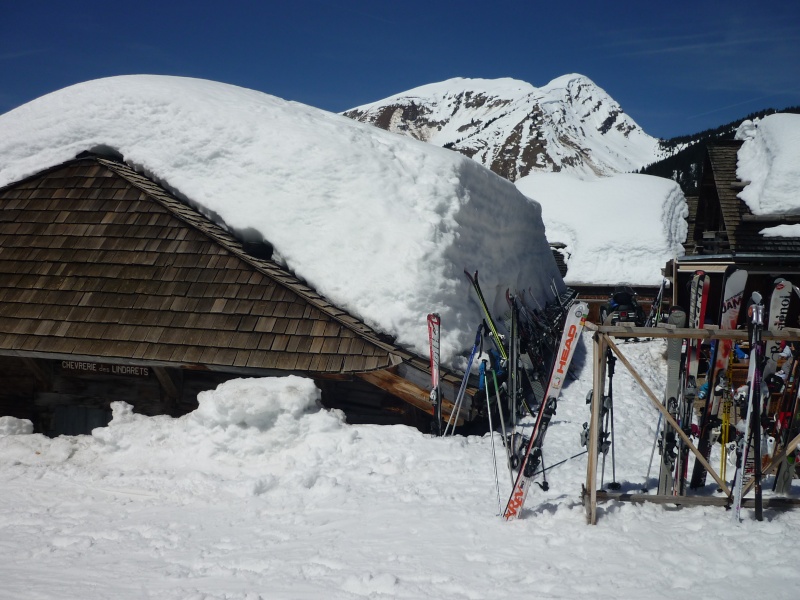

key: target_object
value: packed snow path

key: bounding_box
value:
[1,338,799,599]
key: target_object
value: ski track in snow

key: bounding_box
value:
[1,339,800,599]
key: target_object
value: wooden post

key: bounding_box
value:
[21,357,50,387]
[585,332,606,524]
[153,367,180,399]
[605,337,731,497]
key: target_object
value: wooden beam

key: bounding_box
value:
[741,213,800,224]
[152,367,180,399]
[742,431,800,496]
[21,357,50,387]
[605,335,731,497]
[356,368,465,426]
[594,490,800,508]
[598,325,800,342]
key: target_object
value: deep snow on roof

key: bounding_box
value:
[736,113,800,221]
[0,75,562,363]
[515,172,688,287]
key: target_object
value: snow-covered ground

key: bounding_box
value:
[515,172,688,286]
[2,337,797,600]
[0,75,562,365]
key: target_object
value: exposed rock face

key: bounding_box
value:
[344,75,672,180]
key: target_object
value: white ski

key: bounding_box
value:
[502,301,588,520]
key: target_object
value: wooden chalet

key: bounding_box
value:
[667,139,800,324]
[0,155,474,436]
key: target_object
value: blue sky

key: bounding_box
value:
[2,1,798,139]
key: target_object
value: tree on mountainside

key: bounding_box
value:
[643,106,800,194]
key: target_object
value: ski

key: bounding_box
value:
[763,278,792,380]
[657,307,687,495]
[427,313,443,436]
[685,271,710,390]
[732,292,764,522]
[502,301,588,520]
[772,284,800,493]
[774,351,800,494]
[465,270,508,362]
[507,295,522,451]
[645,277,669,327]
[675,271,709,494]
[690,268,748,489]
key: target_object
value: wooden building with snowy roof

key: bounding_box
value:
[0,154,473,436]
[667,139,800,323]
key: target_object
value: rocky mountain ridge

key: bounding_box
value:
[343,74,675,180]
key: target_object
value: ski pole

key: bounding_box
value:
[531,450,588,478]
[538,454,549,491]
[643,413,662,492]
[491,365,515,486]
[444,324,483,436]
[484,371,502,515]
[600,399,609,488]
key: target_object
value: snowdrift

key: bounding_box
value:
[0,75,563,363]
[515,172,688,286]
[736,113,800,220]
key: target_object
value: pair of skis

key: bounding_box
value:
[671,270,709,495]
[656,268,745,495]
[684,271,793,496]
[656,306,687,495]
[503,300,588,520]
[427,313,443,436]
[690,268,748,489]
[645,277,669,327]
[463,270,588,519]
[732,292,766,522]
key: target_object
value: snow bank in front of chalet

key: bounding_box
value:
[0,416,33,436]
[736,113,800,218]
[0,75,562,365]
[515,172,687,286]
[86,376,350,482]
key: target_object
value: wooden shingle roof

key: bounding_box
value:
[706,141,746,251]
[706,141,800,255]
[0,156,414,375]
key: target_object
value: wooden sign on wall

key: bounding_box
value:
[59,360,151,378]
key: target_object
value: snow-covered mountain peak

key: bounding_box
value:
[539,72,595,92]
[344,74,672,180]
[352,77,536,109]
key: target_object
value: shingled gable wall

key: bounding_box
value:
[0,156,470,434]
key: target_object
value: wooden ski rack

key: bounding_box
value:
[583,323,800,525]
